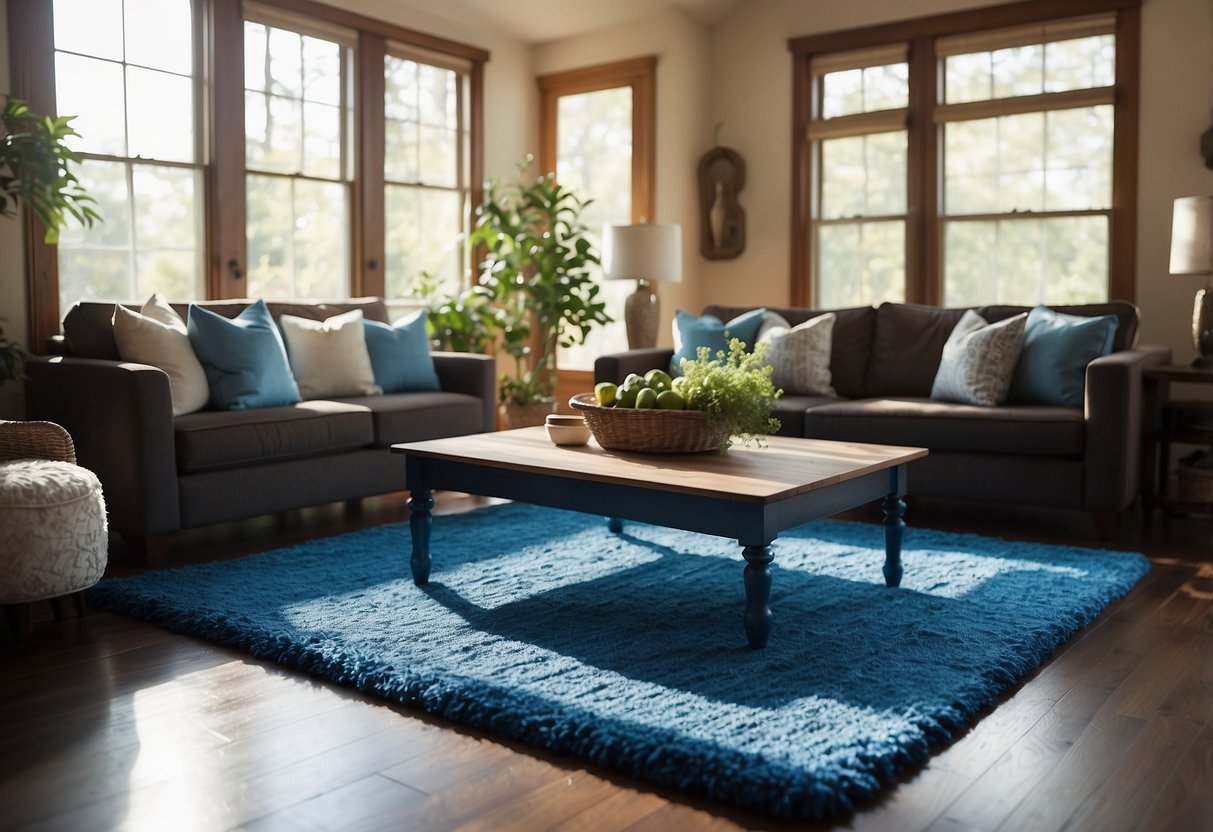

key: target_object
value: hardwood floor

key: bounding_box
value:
[2,494,1210,832]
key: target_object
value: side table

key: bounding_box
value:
[1141,365,1213,518]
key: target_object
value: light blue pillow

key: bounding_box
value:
[669,307,767,376]
[364,311,441,393]
[187,300,300,410]
[1008,306,1119,407]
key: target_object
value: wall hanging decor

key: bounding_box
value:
[698,123,745,260]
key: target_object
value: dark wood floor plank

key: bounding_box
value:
[1137,723,1213,832]
[242,773,428,832]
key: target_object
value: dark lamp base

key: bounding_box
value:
[1195,288,1213,369]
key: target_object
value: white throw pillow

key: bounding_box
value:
[112,293,209,416]
[930,310,1028,406]
[278,309,382,400]
[758,312,836,396]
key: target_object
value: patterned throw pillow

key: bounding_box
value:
[930,310,1028,406]
[669,308,767,376]
[758,312,837,396]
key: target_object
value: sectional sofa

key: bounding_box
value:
[596,302,1169,527]
[25,297,494,563]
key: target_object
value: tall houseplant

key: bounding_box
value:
[0,95,99,386]
[469,158,611,422]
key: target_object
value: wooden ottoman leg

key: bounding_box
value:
[72,591,88,617]
[4,603,31,641]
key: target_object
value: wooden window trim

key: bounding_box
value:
[789,0,1140,308]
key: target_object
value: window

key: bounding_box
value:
[790,1,1139,308]
[538,57,656,373]
[383,48,471,301]
[51,0,203,311]
[243,13,353,299]
[8,0,488,350]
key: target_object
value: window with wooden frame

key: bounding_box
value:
[6,0,487,350]
[538,56,656,375]
[789,0,1139,309]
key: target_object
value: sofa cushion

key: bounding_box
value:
[758,312,836,396]
[771,394,841,437]
[364,311,441,393]
[279,309,382,400]
[669,308,766,375]
[326,392,486,446]
[930,311,1027,406]
[866,303,968,397]
[802,397,1084,456]
[980,301,1137,352]
[187,300,301,410]
[1007,306,1119,407]
[702,305,875,399]
[112,293,210,416]
[174,400,374,473]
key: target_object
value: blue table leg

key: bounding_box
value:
[408,488,434,586]
[882,493,905,587]
[742,544,774,649]
[607,517,623,534]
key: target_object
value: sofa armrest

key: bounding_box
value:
[24,356,181,537]
[1084,345,1171,512]
[594,348,675,385]
[432,351,496,433]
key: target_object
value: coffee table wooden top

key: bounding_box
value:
[392,428,926,504]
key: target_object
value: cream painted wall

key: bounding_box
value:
[704,0,1213,367]
[532,8,711,348]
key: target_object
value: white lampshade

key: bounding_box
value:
[602,224,683,284]
[1170,195,1213,275]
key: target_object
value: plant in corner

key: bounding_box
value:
[468,156,611,424]
[0,95,99,386]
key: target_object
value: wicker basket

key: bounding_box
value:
[1177,452,1213,504]
[568,393,728,453]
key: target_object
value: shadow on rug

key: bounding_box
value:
[88,502,1150,820]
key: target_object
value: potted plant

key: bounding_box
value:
[469,157,611,428]
[1,95,99,386]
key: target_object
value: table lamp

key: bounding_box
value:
[1169,195,1213,367]
[602,223,682,350]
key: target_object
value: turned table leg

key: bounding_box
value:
[742,544,774,649]
[408,489,434,586]
[883,494,906,588]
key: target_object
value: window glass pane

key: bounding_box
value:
[266,26,303,98]
[821,132,906,219]
[54,53,126,156]
[822,68,862,119]
[944,52,991,104]
[384,117,420,183]
[58,160,132,309]
[59,250,130,308]
[385,186,462,299]
[246,175,349,299]
[245,92,302,174]
[126,67,194,162]
[943,216,1107,305]
[418,125,457,188]
[385,57,419,121]
[133,166,199,251]
[301,35,342,106]
[820,136,865,220]
[816,221,905,308]
[418,64,456,126]
[992,44,1043,98]
[556,86,633,370]
[57,160,130,248]
[53,0,123,62]
[124,0,192,74]
[945,114,1046,215]
[863,63,909,112]
[1044,105,1112,210]
[244,22,268,90]
[302,101,341,179]
[1045,35,1115,93]
[864,131,907,216]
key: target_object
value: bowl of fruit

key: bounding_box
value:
[570,342,784,454]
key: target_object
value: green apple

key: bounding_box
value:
[656,390,685,410]
[635,388,659,409]
[622,373,645,390]
[594,381,617,406]
[644,368,672,392]
[616,385,639,408]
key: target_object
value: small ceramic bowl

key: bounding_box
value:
[544,414,591,446]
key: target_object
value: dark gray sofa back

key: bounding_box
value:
[61,297,392,360]
[702,300,1140,399]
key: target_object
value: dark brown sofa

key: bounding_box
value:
[596,302,1170,523]
[25,297,495,562]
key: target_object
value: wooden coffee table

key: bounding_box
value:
[391,428,927,649]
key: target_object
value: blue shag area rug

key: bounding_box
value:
[88,503,1149,820]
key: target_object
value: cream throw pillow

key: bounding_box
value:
[758,312,836,396]
[279,309,381,400]
[930,310,1028,406]
[112,293,209,416]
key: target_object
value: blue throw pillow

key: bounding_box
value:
[364,311,441,393]
[1008,306,1119,407]
[187,299,300,410]
[669,307,767,376]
